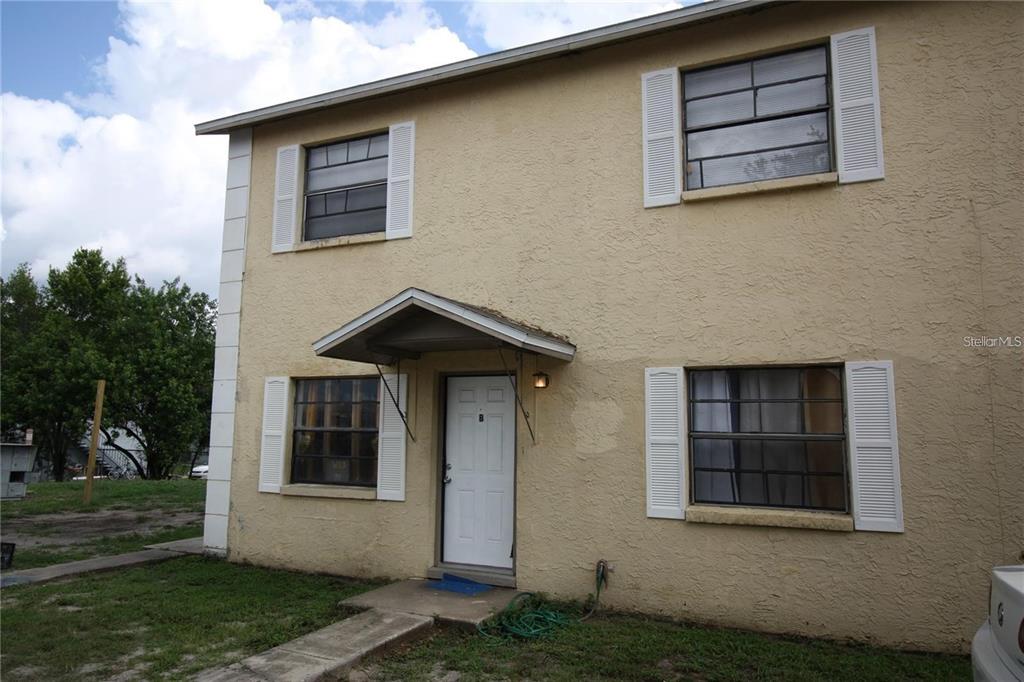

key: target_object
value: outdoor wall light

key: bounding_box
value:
[532,372,550,389]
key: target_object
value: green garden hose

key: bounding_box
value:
[478,560,609,639]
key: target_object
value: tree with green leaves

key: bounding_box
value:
[1,249,215,480]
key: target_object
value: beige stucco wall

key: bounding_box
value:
[224,1,1023,653]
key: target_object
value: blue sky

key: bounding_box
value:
[2,0,681,294]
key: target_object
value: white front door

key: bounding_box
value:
[443,375,515,569]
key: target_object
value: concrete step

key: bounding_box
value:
[197,609,433,682]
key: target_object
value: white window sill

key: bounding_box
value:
[285,231,388,253]
[280,483,376,500]
[681,172,838,203]
[686,504,854,532]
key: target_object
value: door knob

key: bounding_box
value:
[443,474,452,484]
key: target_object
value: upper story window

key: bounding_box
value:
[304,133,389,241]
[683,46,832,190]
[688,366,847,512]
[291,378,380,487]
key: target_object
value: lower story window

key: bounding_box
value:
[688,366,847,511]
[291,378,379,487]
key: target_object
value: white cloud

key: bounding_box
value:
[2,0,475,295]
[465,0,683,51]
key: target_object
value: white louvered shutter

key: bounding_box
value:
[377,373,409,501]
[259,377,288,493]
[271,145,299,252]
[645,367,686,519]
[845,361,903,532]
[831,27,885,183]
[385,122,415,240]
[641,69,682,208]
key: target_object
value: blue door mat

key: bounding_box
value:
[428,572,493,596]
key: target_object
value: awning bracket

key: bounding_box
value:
[374,361,416,443]
[496,346,537,444]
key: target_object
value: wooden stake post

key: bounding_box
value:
[83,379,106,504]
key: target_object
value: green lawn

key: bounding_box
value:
[1,556,378,680]
[0,479,206,519]
[375,607,970,682]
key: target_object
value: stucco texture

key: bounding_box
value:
[224,2,1022,653]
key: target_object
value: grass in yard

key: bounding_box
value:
[1,555,379,680]
[9,523,203,569]
[375,607,970,682]
[0,479,206,519]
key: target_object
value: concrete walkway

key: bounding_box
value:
[0,535,205,588]
[198,579,519,681]
[197,609,432,682]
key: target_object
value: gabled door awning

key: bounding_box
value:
[313,288,576,364]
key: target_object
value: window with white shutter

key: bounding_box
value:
[845,361,903,532]
[376,373,409,501]
[259,377,289,493]
[641,69,682,208]
[645,367,686,519]
[831,27,885,183]
[272,145,299,253]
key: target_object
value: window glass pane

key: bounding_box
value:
[353,433,378,458]
[738,402,760,433]
[346,184,387,211]
[322,458,351,484]
[325,402,352,428]
[306,157,388,192]
[807,475,845,510]
[806,441,845,473]
[763,440,805,471]
[686,161,702,190]
[296,380,324,403]
[368,134,389,158]
[684,61,750,99]
[359,378,380,401]
[358,403,378,428]
[292,456,322,483]
[307,147,327,169]
[766,474,804,506]
[758,369,801,399]
[739,439,762,469]
[687,111,829,160]
[803,367,842,399]
[737,473,767,505]
[690,370,730,399]
[699,143,830,188]
[325,190,347,215]
[761,403,801,432]
[753,47,827,86]
[694,471,738,504]
[305,194,326,218]
[685,90,753,128]
[305,208,386,239]
[691,438,735,469]
[354,458,377,485]
[803,402,843,434]
[327,142,348,165]
[756,77,827,117]
[692,402,734,432]
[347,137,369,161]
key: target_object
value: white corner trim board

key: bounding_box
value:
[204,127,251,554]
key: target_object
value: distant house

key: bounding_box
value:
[193,1,1022,653]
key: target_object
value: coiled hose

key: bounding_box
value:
[478,560,609,639]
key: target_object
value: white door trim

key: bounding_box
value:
[441,374,517,570]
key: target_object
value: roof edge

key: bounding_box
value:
[196,0,773,135]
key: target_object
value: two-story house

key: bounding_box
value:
[195,0,1022,652]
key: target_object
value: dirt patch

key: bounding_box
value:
[1,509,202,549]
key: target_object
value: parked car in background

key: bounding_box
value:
[191,465,209,480]
[972,565,1024,681]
